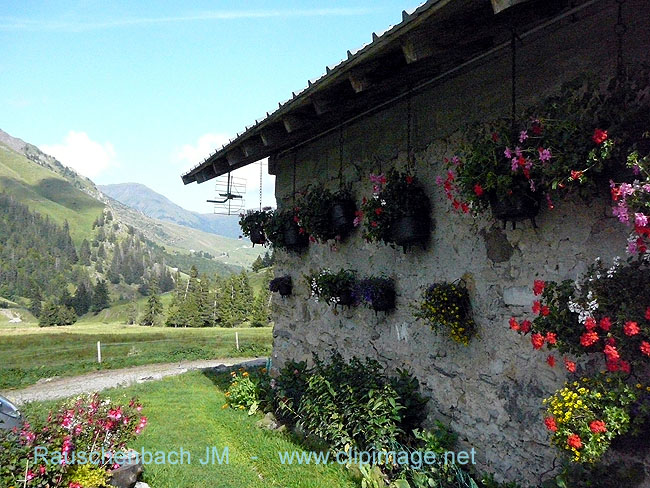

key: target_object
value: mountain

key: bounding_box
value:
[99,183,243,239]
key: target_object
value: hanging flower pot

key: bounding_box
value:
[358,169,431,252]
[239,209,272,247]
[354,277,396,313]
[265,209,310,252]
[330,198,356,238]
[389,214,430,250]
[283,219,309,251]
[488,185,540,229]
[306,269,358,307]
[269,276,292,296]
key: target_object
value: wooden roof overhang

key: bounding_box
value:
[181,0,596,185]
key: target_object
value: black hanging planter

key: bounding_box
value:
[270,276,292,297]
[371,287,396,312]
[330,199,356,238]
[249,226,266,246]
[488,188,540,230]
[283,220,309,252]
[389,214,430,252]
[336,288,355,307]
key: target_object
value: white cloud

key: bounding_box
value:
[40,131,118,178]
[176,133,276,210]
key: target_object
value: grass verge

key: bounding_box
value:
[20,371,357,488]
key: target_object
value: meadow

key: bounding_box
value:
[0,321,272,390]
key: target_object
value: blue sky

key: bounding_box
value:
[1,1,420,213]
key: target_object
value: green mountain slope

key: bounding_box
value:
[99,182,243,239]
[0,141,105,244]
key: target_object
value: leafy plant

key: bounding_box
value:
[265,208,309,251]
[415,282,476,345]
[356,169,430,246]
[238,208,273,244]
[306,268,357,306]
[224,366,270,415]
[296,187,355,242]
[353,276,396,312]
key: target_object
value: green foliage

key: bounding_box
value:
[91,279,110,313]
[296,186,354,242]
[265,208,308,251]
[415,282,476,345]
[239,208,272,243]
[140,280,163,326]
[38,300,77,326]
[306,268,357,306]
[224,366,269,414]
[275,352,426,453]
[359,169,430,245]
[250,271,272,327]
[64,464,111,488]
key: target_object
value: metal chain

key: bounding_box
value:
[259,160,263,211]
[292,152,297,207]
[406,88,413,172]
[511,24,517,134]
[615,0,627,79]
[338,125,344,188]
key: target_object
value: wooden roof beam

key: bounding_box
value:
[282,114,309,133]
[348,71,372,94]
[226,147,245,166]
[260,125,286,147]
[241,137,265,158]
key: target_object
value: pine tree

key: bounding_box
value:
[28,286,43,318]
[140,280,163,326]
[126,302,138,325]
[91,280,110,313]
[251,255,264,272]
[39,301,59,327]
[250,270,272,327]
[72,282,92,316]
[79,239,91,266]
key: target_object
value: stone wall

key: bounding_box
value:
[269,1,650,483]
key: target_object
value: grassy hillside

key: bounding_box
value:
[0,143,104,243]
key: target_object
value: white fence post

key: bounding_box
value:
[235,332,240,351]
[97,341,102,364]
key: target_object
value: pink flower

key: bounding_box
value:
[635,213,649,227]
[538,148,552,162]
[504,147,512,159]
[519,130,528,143]
[369,173,386,185]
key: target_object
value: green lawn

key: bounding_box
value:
[21,371,357,488]
[0,321,272,390]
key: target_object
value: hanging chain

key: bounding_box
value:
[511,23,517,134]
[259,160,263,211]
[406,87,413,173]
[338,125,344,189]
[292,152,297,207]
[615,0,627,79]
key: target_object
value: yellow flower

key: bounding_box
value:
[239,405,245,410]
[242,372,249,377]
[222,404,229,409]
[225,392,231,397]
[261,368,267,374]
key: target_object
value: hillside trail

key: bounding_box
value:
[1,357,266,406]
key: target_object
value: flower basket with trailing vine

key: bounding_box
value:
[239,208,272,246]
[297,187,356,242]
[356,169,431,251]
[265,208,309,252]
[269,275,292,297]
[353,276,396,312]
[439,72,650,228]
[306,268,357,307]
[415,281,476,345]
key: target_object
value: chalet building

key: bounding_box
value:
[183,0,650,482]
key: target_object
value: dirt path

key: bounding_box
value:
[1,357,267,406]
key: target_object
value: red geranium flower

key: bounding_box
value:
[567,434,582,449]
[520,320,532,333]
[541,305,550,317]
[509,317,520,331]
[532,301,541,314]
[592,128,608,145]
[624,321,640,336]
[600,317,612,331]
[545,332,557,345]
[492,132,500,142]
[473,184,484,197]
[533,280,545,296]
[531,333,545,350]
[370,221,378,228]
[569,170,583,181]
[620,360,631,374]
[589,420,607,434]
[375,207,383,216]
[584,317,597,331]
[532,124,543,136]
[641,341,650,357]
[604,344,620,362]
[564,358,577,373]
[547,355,556,367]
[461,203,470,214]
[607,359,620,372]
[406,175,414,184]
[646,307,650,320]
[544,416,558,432]
[580,331,599,347]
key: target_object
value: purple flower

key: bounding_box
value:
[519,130,528,143]
[538,148,552,162]
[514,146,523,158]
[504,147,512,159]
[620,183,635,197]
[635,213,648,227]
[633,164,641,175]
[530,179,536,192]
[451,156,461,166]
[612,203,629,223]
[435,175,443,186]
[511,158,518,172]
[628,240,638,254]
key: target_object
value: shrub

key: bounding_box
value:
[224,367,266,414]
[274,352,427,453]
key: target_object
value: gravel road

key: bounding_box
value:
[1,357,267,406]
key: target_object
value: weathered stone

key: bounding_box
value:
[502,286,534,307]
[481,226,513,263]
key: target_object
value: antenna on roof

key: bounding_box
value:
[207,171,246,215]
